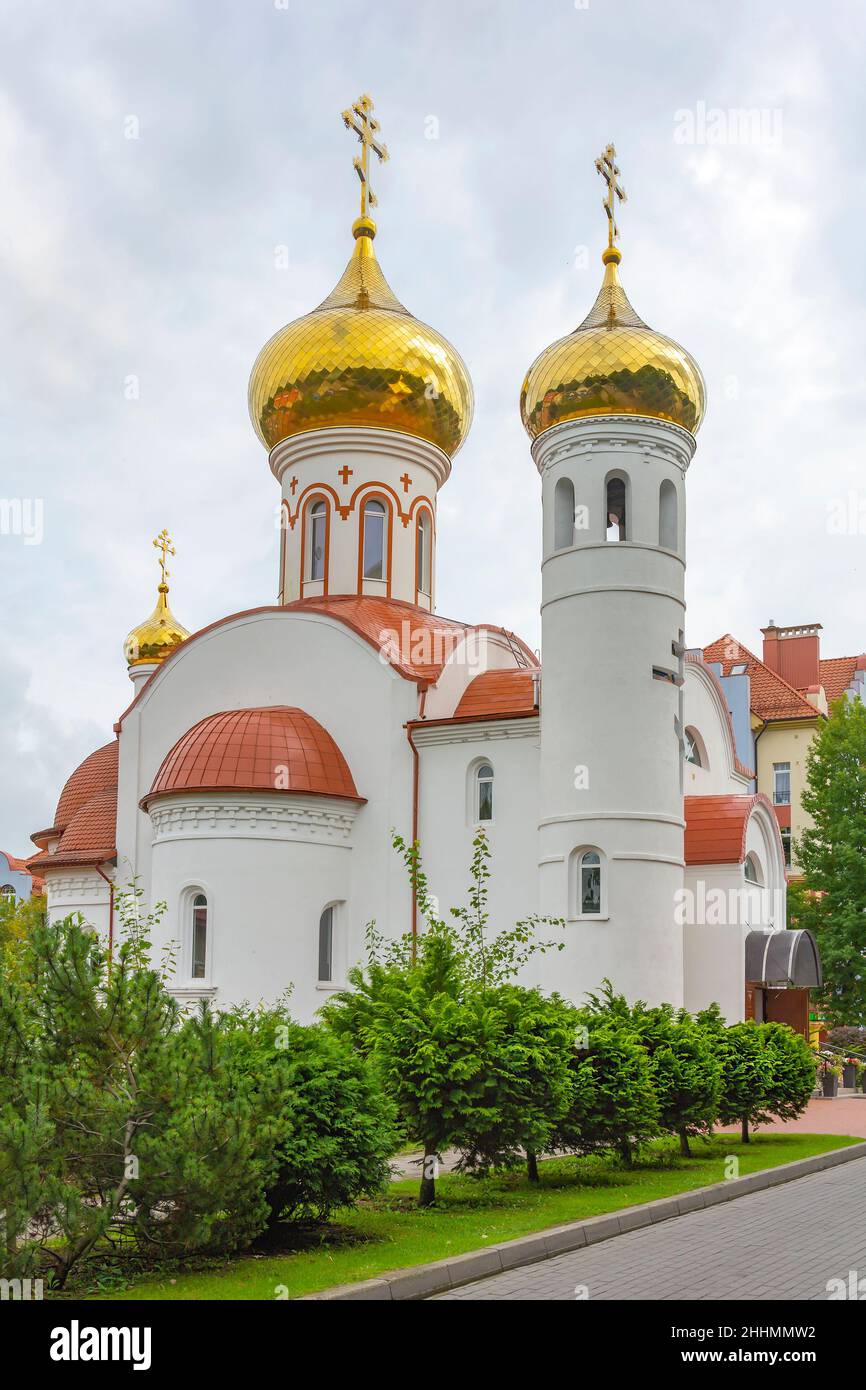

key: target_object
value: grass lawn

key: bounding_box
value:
[92,1131,858,1301]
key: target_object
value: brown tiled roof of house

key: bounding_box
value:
[703,635,819,722]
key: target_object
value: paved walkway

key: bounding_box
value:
[723,1094,866,1139]
[433,1154,866,1300]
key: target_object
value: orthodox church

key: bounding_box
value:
[29,105,819,1027]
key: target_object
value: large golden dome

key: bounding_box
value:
[248,217,473,457]
[520,246,705,439]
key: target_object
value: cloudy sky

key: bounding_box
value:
[1,0,864,854]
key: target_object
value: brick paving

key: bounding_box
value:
[433,1153,866,1301]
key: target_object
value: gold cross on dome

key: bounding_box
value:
[595,143,627,247]
[341,93,389,218]
[153,528,175,586]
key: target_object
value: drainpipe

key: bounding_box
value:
[94,863,115,968]
[405,683,428,962]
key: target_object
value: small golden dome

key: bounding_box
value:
[248,218,474,457]
[520,246,705,439]
[124,585,189,667]
[124,529,189,667]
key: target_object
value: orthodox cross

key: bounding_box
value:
[341,94,389,218]
[594,143,627,247]
[152,528,175,587]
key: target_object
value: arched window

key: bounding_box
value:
[362,498,387,580]
[0,884,15,899]
[578,850,602,915]
[683,726,704,767]
[318,906,334,982]
[475,763,494,822]
[659,479,677,550]
[191,893,208,979]
[416,510,432,597]
[606,475,627,542]
[307,498,327,582]
[554,477,575,550]
[744,854,763,886]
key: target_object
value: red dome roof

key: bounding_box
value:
[144,707,361,806]
[54,741,118,832]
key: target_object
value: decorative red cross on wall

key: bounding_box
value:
[289,476,298,495]
[338,465,354,485]
[399,473,412,492]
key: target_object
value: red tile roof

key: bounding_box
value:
[684,793,776,865]
[30,739,120,872]
[53,741,119,833]
[29,788,118,870]
[143,707,362,807]
[818,656,861,706]
[115,597,537,729]
[703,635,819,722]
[0,850,29,873]
[453,669,537,720]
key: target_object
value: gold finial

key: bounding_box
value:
[595,143,627,255]
[341,93,389,224]
[152,527,175,590]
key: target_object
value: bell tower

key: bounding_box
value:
[521,146,706,1007]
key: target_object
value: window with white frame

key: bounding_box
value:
[191,893,208,979]
[475,762,494,822]
[307,498,327,581]
[780,827,792,867]
[318,905,334,982]
[773,762,791,806]
[576,849,603,916]
[744,853,763,885]
[362,498,387,580]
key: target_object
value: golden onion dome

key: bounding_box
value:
[520,245,706,439]
[248,216,474,458]
[124,530,190,667]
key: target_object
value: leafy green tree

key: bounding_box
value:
[217,1002,397,1227]
[584,984,721,1158]
[698,1011,772,1143]
[0,890,45,974]
[788,695,866,1025]
[548,1014,660,1164]
[323,831,569,1203]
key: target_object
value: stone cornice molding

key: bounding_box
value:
[531,415,696,478]
[148,792,359,845]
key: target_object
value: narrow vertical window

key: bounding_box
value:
[308,499,326,581]
[579,851,602,915]
[476,763,494,822]
[780,827,792,867]
[773,762,791,806]
[554,477,575,550]
[362,498,387,580]
[606,476,627,542]
[318,906,334,982]
[192,894,208,979]
[416,510,432,596]
[659,479,677,550]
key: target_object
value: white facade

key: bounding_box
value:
[35,409,789,1025]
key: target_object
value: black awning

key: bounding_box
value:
[746,929,822,989]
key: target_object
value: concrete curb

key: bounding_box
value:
[301,1139,866,1301]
